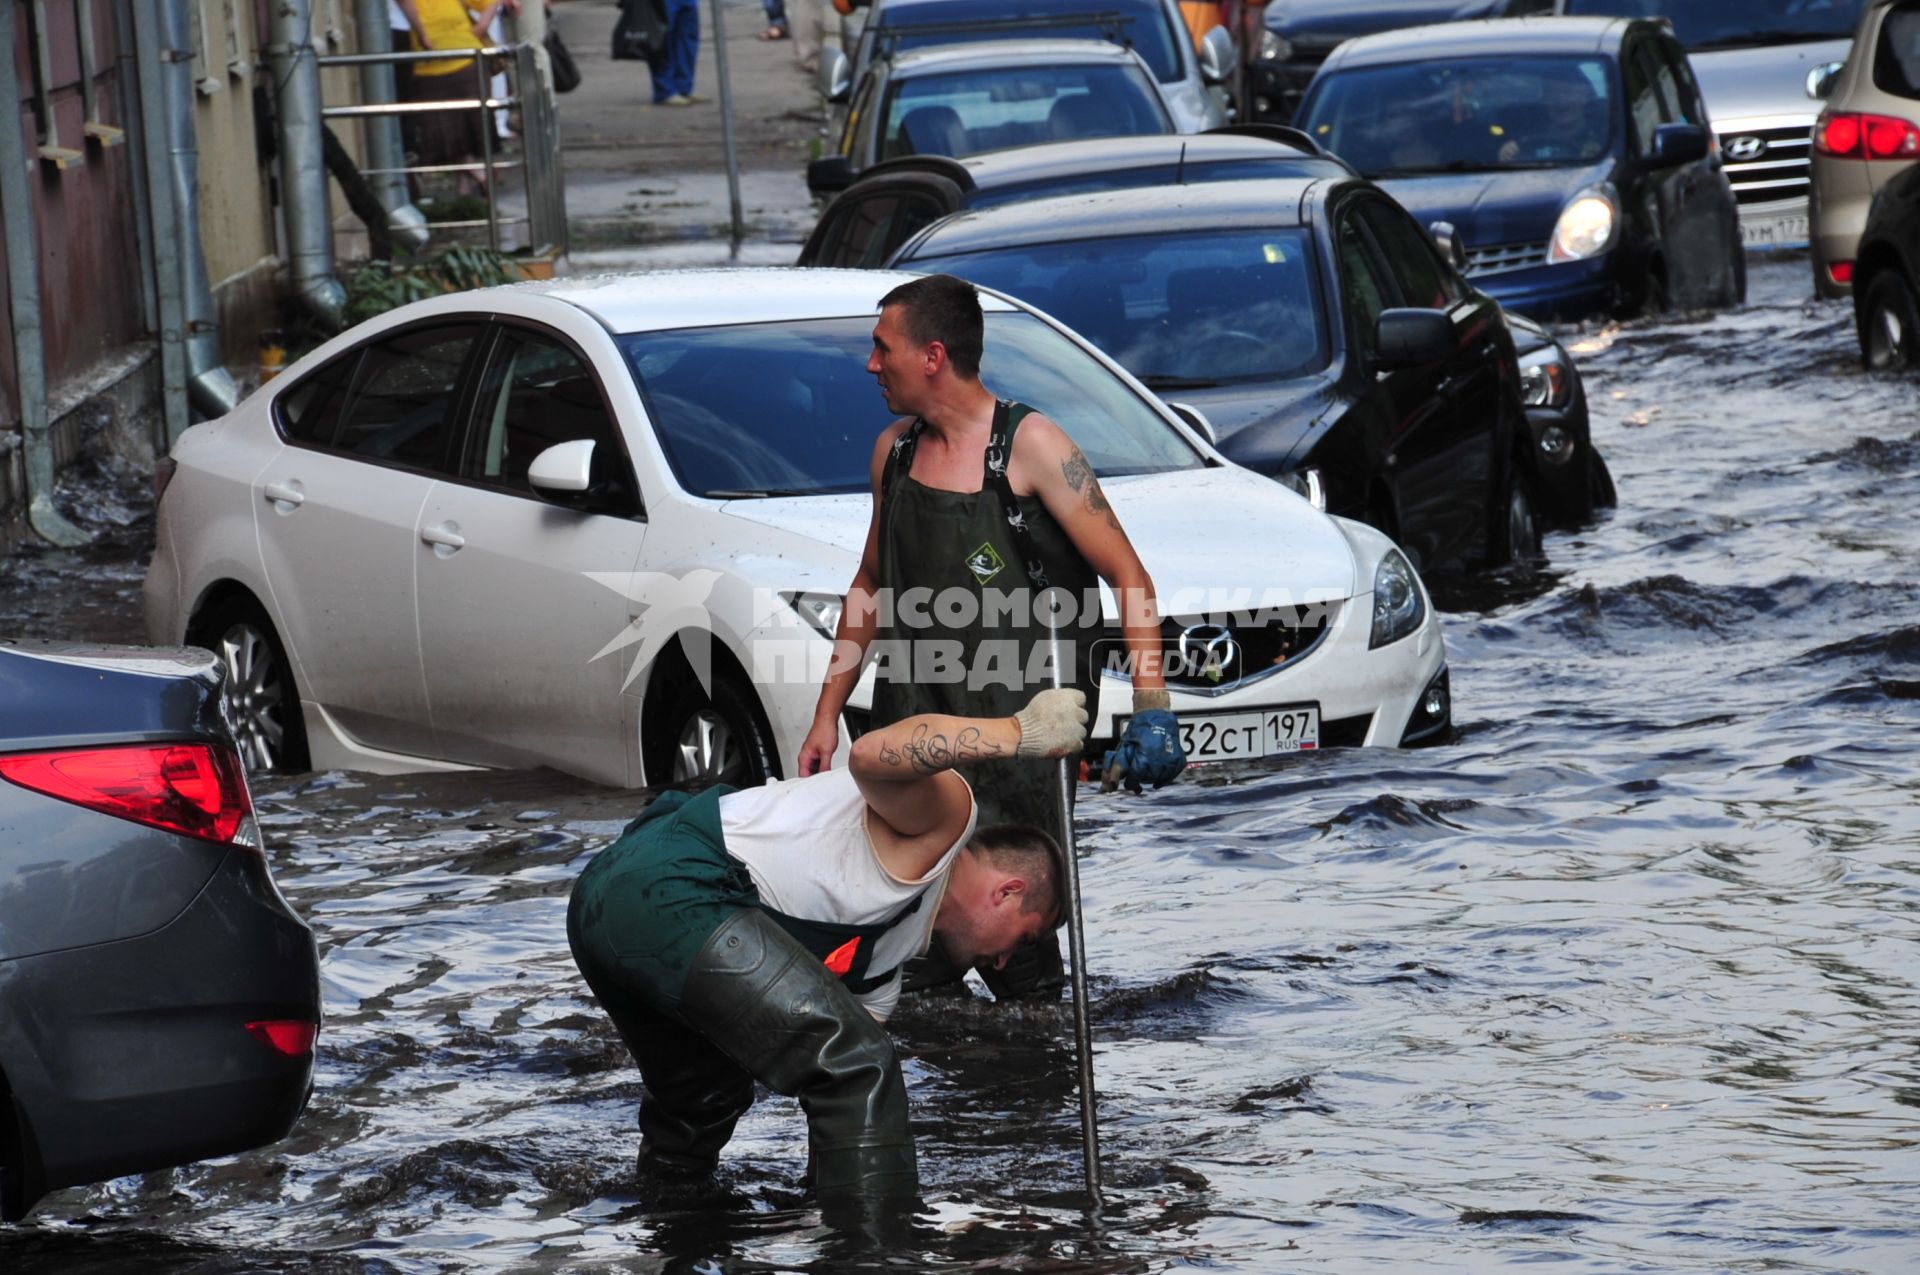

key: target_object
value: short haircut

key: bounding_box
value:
[877,274,984,378]
[971,823,1066,928]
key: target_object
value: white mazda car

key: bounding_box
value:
[143,270,1450,788]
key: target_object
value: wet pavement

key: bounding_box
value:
[2,256,1918,1272]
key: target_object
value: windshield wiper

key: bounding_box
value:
[1140,374,1222,389]
[705,487,816,499]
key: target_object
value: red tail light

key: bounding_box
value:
[0,743,258,847]
[1814,112,1920,160]
[246,1020,318,1056]
[1830,261,1855,284]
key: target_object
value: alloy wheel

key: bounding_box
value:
[673,707,745,785]
[1869,301,1909,372]
[216,621,289,772]
[1507,482,1540,563]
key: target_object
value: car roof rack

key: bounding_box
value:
[875,11,1138,56]
[1202,123,1327,156]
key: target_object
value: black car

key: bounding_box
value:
[1854,159,1920,371]
[801,125,1350,268]
[0,639,319,1220]
[890,177,1556,573]
[1249,0,1557,123]
[1295,16,1744,321]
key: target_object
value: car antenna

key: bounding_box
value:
[1176,141,1187,185]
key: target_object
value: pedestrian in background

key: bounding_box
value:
[397,0,499,195]
[759,0,788,41]
[789,0,822,74]
[651,0,705,105]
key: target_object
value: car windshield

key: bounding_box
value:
[619,314,1205,499]
[1300,57,1615,175]
[1559,0,1866,50]
[879,0,1184,82]
[880,63,1170,161]
[967,156,1346,208]
[908,228,1328,388]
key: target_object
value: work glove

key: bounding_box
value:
[1013,688,1089,758]
[1102,689,1186,794]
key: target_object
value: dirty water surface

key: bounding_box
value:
[1,259,1917,1272]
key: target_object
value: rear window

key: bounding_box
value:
[1876,4,1920,100]
[879,0,1184,82]
[881,63,1170,161]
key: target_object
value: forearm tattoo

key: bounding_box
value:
[1060,444,1121,529]
[880,724,1005,775]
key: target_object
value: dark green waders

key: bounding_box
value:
[875,401,1100,999]
[567,789,918,1200]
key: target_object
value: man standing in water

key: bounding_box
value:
[796,274,1187,999]
[568,689,1087,1199]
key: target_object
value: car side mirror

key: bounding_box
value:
[808,154,854,197]
[1429,220,1468,273]
[1165,400,1217,446]
[528,438,595,495]
[820,49,851,103]
[1806,60,1844,101]
[1649,123,1708,168]
[1199,26,1235,86]
[1373,308,1454,371]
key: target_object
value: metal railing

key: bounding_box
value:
[316,41,567,258]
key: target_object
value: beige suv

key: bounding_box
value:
[1810,0,1920,298]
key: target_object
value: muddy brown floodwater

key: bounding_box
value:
[1,257,1917,1273]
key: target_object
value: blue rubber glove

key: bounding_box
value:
[1101,692,1186,794]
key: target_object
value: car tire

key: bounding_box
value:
[1587,449,1617,511]
[1860,271,1919,372]
[1500,467,1542,565]
[196,596,310,774]
[651,669,780,790]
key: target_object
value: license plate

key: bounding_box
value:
[1741,213,1808,248]
[1120,705,1321,763]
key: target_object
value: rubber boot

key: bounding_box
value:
[679,909,919,1201]
[626,1010,756,1179]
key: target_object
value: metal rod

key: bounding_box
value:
[1047,622,1102,1206]
[708,0,744,254]
[474,57,498,253]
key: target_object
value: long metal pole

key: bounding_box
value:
[1047,622,1101,1205]
[707,0,744,254]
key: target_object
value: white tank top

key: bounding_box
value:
[718,769,976,1021]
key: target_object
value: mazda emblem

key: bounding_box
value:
[1178,623,1239,684]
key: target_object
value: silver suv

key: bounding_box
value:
[1558,0,1869,250]
[1809,0,1920,298]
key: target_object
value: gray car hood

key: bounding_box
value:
[1690,39,1853,126]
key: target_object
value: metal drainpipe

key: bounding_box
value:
[155,0,240,417]
[0,0,88,545]
[351,0,428,251]
[268,0,347,329]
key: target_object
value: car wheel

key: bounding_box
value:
[1861,271,1920,372]
[655,672,779,789]
[198,597,310,774]
[1501,469,1542,565]
[1587,449,1618,510]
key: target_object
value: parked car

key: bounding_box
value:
[144,269,1453,788]
[0,639,319,1220]
[801,125,1349,268]
[1505,309,1615,526]
[824,0,1232,136]
[1296,16,1744,320]
[1247,0,1558,124]
[1557,0,1869,251]
[888,177,1581,572]
[1852,159,1920,368]
[808,40,1178,198]
[1810,0,1920,297]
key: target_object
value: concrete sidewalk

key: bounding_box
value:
[549,0,835,266]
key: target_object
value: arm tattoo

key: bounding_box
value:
[894,724,1005,775]
[1061,444,1122,530]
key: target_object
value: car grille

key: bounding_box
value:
[1718,122,1813,208]
[1466,239,1551,276]
[1101,606,1338,696]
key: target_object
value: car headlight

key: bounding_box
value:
[1548,186,1617,264]
[1260,30,1291,61]
[1517,343,1572,409]
[1369,549,1425,649]
[784,592,843,640]
[1276,466,1326,511]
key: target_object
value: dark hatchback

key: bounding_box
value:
[891,177,1570,574]
[1248,0,1558,123]
[1296,16,1746,320]
[1853,159,1920,370]
[0,640,319,1220]
[800,126,1350,269]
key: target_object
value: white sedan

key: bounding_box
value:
[143,270,1450,787]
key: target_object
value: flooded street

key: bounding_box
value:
[2,257,1917,1272]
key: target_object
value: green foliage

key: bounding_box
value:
[342,246,525,326]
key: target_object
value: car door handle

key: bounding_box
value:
[420,521,466,552]
[262,480,305,510]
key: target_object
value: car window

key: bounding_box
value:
[1357,200,1462,309]
[1876,4,1920,101]
[842,69,878,157]
[880,63,1170,161]
[466,327,636,509]
[876,0,1185,83]
[619,314,1205,498]
[1643,42,1687,125]
[822,194,902,267]
[1658,39,1708,126]
[1298,56,1614,174]
[1337,213,1391,354]
[275,352,358,446]
[906,228,1327,386]
[329,324,481,472]
[1623,43,1662,153]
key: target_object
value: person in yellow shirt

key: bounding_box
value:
[396,0,501,191]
